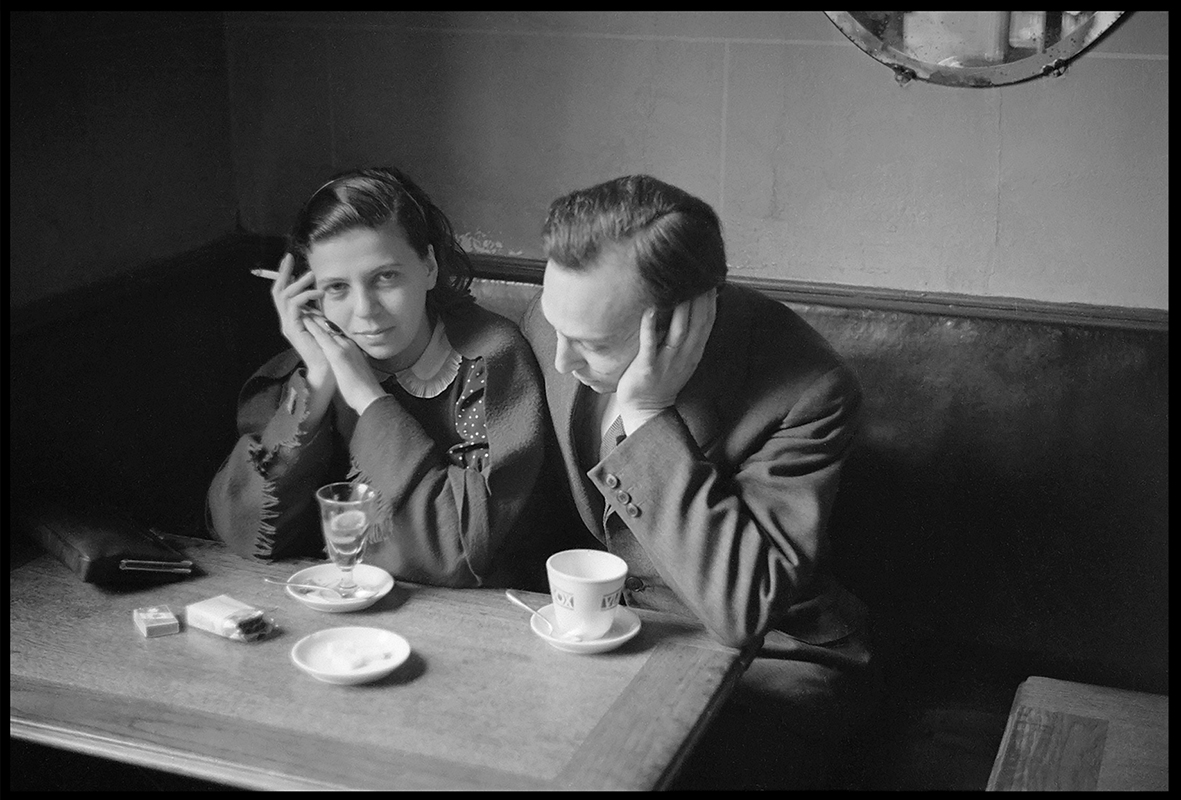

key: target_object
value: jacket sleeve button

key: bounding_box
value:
[625,503,641,518]
[605,473,620,489]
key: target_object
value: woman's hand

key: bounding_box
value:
[302,315,389,416]
[271,253,334,394]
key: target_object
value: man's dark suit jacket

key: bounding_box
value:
[522,282,869,659]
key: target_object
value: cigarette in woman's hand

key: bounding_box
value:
[251,268,282,280]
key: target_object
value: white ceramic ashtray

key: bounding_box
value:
[290,626,411,685]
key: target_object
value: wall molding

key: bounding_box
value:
[469,253,1169,333]
[9,239,1168,339]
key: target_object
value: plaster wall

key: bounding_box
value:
[226,11,1168,310]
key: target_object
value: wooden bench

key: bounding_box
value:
[987,676,1168,791]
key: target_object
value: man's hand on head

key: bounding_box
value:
[615,288,717,432]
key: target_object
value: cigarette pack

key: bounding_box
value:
[184,594,276,642]
[133,605,180,637]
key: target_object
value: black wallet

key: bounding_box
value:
[18,500,194,584]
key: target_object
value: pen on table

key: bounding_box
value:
[251,268,282,280]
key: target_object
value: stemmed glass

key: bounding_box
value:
[314,482,377,599]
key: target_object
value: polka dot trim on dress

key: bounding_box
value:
[449,360,489,471]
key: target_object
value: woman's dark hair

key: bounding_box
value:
[541,175,727,308]
[287,166,474,310]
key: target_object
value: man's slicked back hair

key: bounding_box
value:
[542,175,727,307]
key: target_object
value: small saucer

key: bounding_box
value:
[285,564,394,613]
[530,604,642,654]
[290,626,410,685]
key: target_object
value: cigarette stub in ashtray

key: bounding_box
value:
[134,605,180,637]
[185,594,276,642]
[326,641,397,670]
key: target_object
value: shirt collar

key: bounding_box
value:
[373,319,461,399]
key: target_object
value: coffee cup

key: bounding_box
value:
[545,549,628,640]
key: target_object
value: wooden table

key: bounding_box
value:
[987,676,1169,791]
[10,535,754,790]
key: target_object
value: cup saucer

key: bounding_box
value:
[284,564,394,613]
[530,604,642,654]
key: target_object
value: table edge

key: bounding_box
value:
[10,716,341,791]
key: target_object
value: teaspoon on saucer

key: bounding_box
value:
[264,577,375,600]
[504,589,585,641]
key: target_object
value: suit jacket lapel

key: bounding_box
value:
[539,330,610,541]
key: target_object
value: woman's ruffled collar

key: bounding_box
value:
[372,320,461,399]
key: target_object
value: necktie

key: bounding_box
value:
[600,415,626,460]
